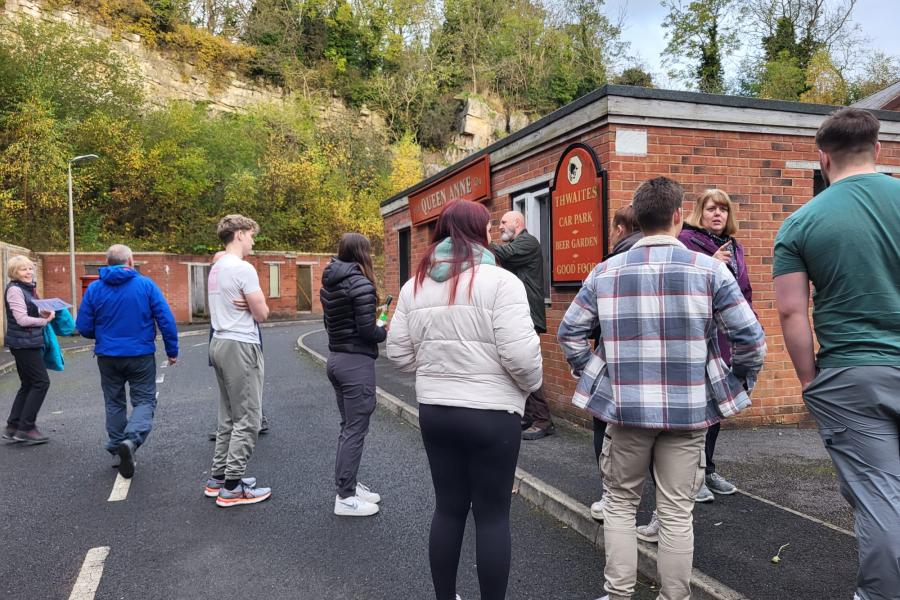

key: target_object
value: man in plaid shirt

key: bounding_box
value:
[558,177,766,600]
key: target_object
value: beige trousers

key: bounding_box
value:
[600,424,707,600]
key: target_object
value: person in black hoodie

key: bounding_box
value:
[321,233,387,517]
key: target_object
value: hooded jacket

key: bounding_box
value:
[386,239,543,416]
[75,266,178,358]
[678,223,754,366]
[320,258,386,359]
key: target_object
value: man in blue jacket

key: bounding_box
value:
[76,244,179,478]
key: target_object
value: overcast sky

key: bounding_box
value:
[604,0,900,90]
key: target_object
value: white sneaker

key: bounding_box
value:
[636,510,660,543]
[356,483,381,504]
[594,596,610,600]
[334,495,380,516]
[590,498,605,521]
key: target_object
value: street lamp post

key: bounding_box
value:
[67,154,98,317]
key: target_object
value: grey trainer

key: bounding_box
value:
[705,472,737,495]
[204,476,258,498]
[695,481,714,503]
[216,481,272,507]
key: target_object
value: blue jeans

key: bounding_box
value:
[98,354,157,453]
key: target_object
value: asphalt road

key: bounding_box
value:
[0,322,656,600]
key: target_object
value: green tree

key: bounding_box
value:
[613,67,655,88]
[743,0,862,102]
[661,0,744,93]
[0,98,70,249]
[0,17,142,120]
[849,51,900,103]
[800,49,848,105]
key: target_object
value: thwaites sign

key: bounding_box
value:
[550,143,608,286]
[408,155,491,225]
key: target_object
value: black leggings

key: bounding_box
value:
[419,404,521,600]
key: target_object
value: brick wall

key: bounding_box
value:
[38,251,332,323]
[382,123,900,429]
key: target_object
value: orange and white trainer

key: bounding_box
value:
[215,481,271,507]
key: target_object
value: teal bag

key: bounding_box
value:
[43,325,64,371]
[51,308,75,336]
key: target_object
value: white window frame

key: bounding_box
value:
[268,263,281,298]
[512,187,551,303]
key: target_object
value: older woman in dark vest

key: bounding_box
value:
[3,255,55,445]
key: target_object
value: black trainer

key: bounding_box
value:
[12,428,49,445]
[117,439,136,478]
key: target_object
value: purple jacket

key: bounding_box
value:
[678,223,753,365]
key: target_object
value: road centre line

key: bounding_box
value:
[107,474,131,502]
[156,374,165,384]
[193,341,208,347]
[68,546,110,600]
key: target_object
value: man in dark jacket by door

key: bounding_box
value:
[76,244,179,479]
[491,211,554,440]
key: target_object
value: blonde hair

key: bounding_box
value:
[6,255,35,281]
[688,189,738,237]
[217,214,260,245]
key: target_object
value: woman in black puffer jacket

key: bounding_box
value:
[320,233,387,517]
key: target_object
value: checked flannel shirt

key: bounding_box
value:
[558,235,767,430]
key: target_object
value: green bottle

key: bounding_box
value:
[377,295,393,327]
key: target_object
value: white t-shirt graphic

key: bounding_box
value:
[208,254,261,344]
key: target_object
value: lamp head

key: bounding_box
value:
[70,154,99,166]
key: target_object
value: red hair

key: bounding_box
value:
[414,200,493,304]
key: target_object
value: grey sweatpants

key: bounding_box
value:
[209,337,264,480]
[326,352,376,499]
[803,366,900,600]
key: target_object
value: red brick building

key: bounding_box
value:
[38,251,332,323]
[380,85,900,428]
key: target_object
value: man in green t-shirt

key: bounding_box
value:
[773,107,900,600]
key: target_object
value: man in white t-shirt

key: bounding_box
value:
[203,214,272,507]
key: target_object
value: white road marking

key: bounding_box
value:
[156,392,159,399]
[736,488,855,537]
[193,341,208,347]
[156,374,165,384]
[160,361,168,368]
[51,410,63,415]
[68,546,110,600]
[107,474,132,502]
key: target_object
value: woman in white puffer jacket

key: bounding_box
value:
[387,199,543,600]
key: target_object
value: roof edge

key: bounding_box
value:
[384,85,900,207]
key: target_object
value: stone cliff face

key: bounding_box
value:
[425,95,532,176]
[2,0,528,168]
[2,0,285,112]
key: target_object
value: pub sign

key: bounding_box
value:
[408,155,491,226]
[550,143,608,286]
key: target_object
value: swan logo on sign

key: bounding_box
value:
[567,155,582,185]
